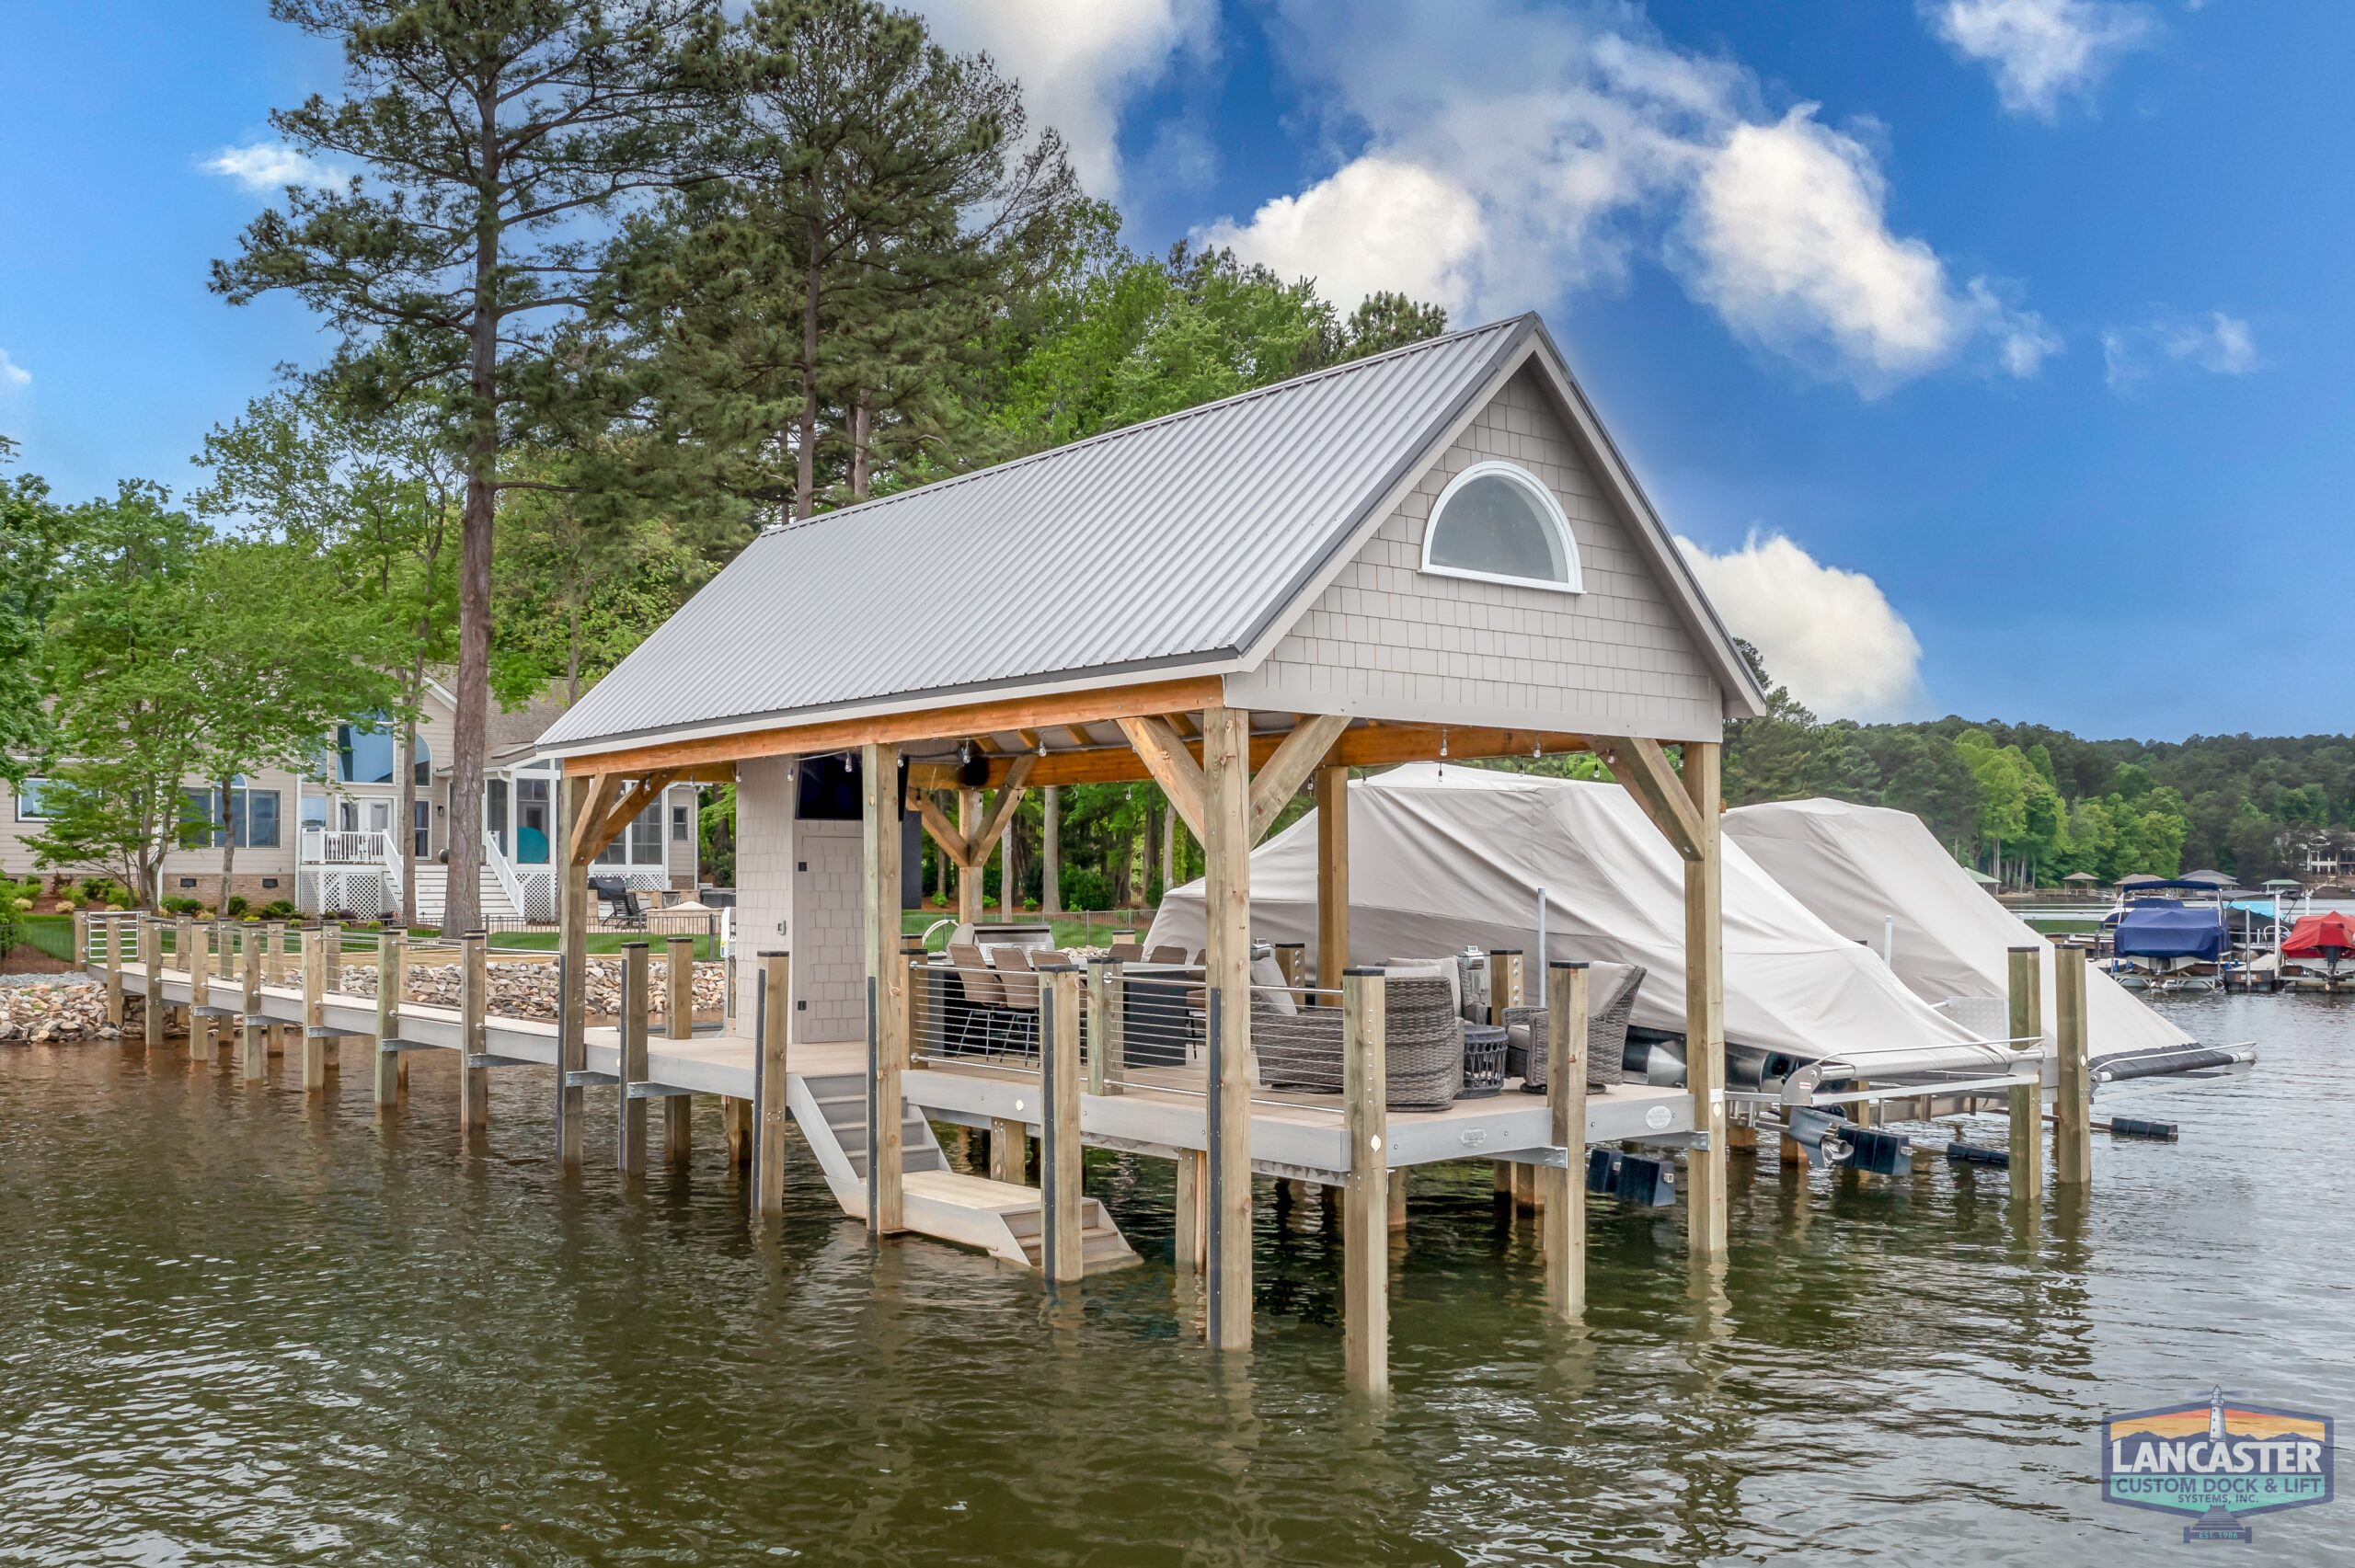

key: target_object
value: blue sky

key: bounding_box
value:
[2,1,2346,740]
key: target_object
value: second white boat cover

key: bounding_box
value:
[1149,765,2007,1077]
[1725,797,2194,1057]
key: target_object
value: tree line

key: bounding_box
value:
[0,0,1443,921]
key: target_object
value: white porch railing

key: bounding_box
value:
[303,827,396,866]
[481,828,535,917]
[298,827,402,920]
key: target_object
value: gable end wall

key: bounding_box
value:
[1226,366,1723,742]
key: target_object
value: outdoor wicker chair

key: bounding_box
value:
[1109,942,1146,962]
[1504,962,1647,1095]
[994,947,1042,1056]
[945,944,1008,1052]
[1147,944,1188,965]
[1255,971,1465,1111]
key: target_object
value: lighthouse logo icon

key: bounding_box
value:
[2102,1390,2335,1543]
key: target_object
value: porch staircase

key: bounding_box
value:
[788,1071,1137,1274]
[409,865,520,925]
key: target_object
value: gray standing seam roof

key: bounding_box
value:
[538,315,1533,753]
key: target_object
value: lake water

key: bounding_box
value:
[1,993,2349,1564]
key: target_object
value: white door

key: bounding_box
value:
[365,800,391,835]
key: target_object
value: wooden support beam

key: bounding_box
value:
[1174,1149,1207,1271]
[373,932,406,1112]
[1247,714,1349,843]
[239,936,266,1082]
[1085,956,1116,1095]
[1040,965,1085,1286]
[1201,704,1254,1350]
[1604,738,1706,861]
[1681,739,1729,1260]
[964,753,1037,865]
[1541,963,1590,1321]
[990,1117,1025,1185]
[617,941,650,1173]
[1117,715,1208,841]
[863,740,907,1237]
[301,923,327,1092]
[2053,945,2093,1186]
[460,931,489,1136]
[1388,1169,1407,1231]
[556,776,592,1170]
[580,770,682,864]
[914,794,971,868]
[1342,967,1389,1395]
[563,675,1227,777]
[955,787,983,924]
[565,772,628,867]
[2006,946,2045,1205]
[664,934,695,1164]
[753,951,790,1220]
[1315,762,1350,991]
[1488,949,1525,1024]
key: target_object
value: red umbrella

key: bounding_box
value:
[2282,912,2355,959]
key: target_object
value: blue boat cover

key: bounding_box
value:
[2113,901,2227,961]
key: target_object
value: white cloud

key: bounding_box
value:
[201,142,346,192]
[910,0,1215,200]
[1197,157,1487,315]
[1193,0,2046,393]
[1677,532,1924,720]
[0,350,28,390]
[2102,310,2257,391]
[1924,0,2156,120]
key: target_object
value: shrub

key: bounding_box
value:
[161,896,204,916]
[224,895,251,919]
[261,898,296,920]
[78,876,109,902]
[1059,866,1110,912]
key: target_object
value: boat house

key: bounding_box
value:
[531,313,1769,1366]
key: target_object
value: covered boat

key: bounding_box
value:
[2282,911,2355,980]
[1725,797,2195,1059]
[1148,766,2006,1090]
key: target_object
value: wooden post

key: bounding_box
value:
[1681,739,1729,1260]
[752,950,790,1220]
[1040,965,1084,1285]
[187,921,213,1060]
[956,786,982,924]
[1174,1149,1206,1270]
[104,913,124,1025]
[1342,967,1388,1395]
[617,941,649,1173]
[663,934,695,1163]
[555,778,588,1173]
[863,741,906,1238]
[266,921,289,1058]
[300,921,327,1092]
[322,921,342,990]
[71,909,89,979]
[1315,762,1349,993]
[1487,948,1524,1024]
[142,916,164,1050]
[1041,784,1062,918]
[1543,962,1590,1321]
[174,915,197,1046]
[1084,956,1115,1096]
[991,1118,1025,1185]
[373,931,406,1111]
[1201,704,1254,1350]
[1387,1169,1407,1231]
[459,931,489,1135]
[2053,945,2093,1186]
[239,933,267,1082]
[2005,945,2045,1204]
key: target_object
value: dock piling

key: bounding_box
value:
[663,935,695,1163]
[300,921,327,1092]
[266,922,289,1057]
[1542,962,1591,1322]
[2005,947,2044,1204]
[373,932,406,1111]
[460,931,489,1136]
[752,951,790,1220]
[2053,946,2093,1185]
[617,941,649,1173]
[1342,967,1389,1395]
[174,916,196,1046]
[239,934,266,1082]
[187,921,214,1060]
[1174,1149,1206,1270]
[142,916,164,1051]
[1040,965,1084,1286]
[104,913,124,1026]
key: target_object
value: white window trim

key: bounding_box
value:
[15,775,56,822]
[1417,460,1584,595]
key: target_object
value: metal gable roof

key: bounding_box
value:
[537,315,1534,753]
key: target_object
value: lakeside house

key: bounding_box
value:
[1,675,697,920]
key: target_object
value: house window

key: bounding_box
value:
[334,722,431,785]
[14,776,57,820]
[413,801,431,859]
[183,783,281,849]
[672,804,690,842]
[1418,461,1582,594]
[595,801,663,865]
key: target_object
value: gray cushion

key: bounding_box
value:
[1249,953,1298,1015]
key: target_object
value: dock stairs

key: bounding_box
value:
[789,1071,1137,1275]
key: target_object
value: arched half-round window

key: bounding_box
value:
[1419,461,1582,594]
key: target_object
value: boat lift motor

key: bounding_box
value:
[1586,1149,1676,1207]
[1781,1106,1853,1168]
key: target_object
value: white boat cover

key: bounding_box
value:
[1149,765,2006,1077]
[1725,797,2194,1057]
